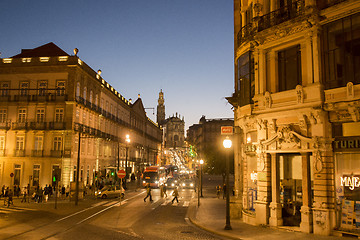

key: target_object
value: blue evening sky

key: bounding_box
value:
[1,0,234,131]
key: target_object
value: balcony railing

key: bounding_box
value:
[31,150,44,157]
[30,122,47,130]
[14,149,25,157]
[50,150,63,158]
[237,0,305,46]
[48,122,66,130]
[318,0,347,9]
[12,122,28,130]
[0,121,11,130]
[1,89,67,102]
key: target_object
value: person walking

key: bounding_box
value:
[163,184,167,198]
[143,183,153,202]
[7,189,13,207]
[216,185,221,199]
[171,187,179,204]
[21,186,27,203]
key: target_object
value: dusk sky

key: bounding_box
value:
[1,0,234,131]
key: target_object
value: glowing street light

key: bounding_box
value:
[200,159,204,197]
[223,136,232,230]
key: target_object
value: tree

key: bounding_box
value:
[202,146,234,178]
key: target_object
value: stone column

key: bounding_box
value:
[269,153,283,226]
[255,153,271,225]
[300,152,313,233]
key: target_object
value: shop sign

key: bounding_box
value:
[244,143,257,153]
[340,175,360,190]
[334,137,360,151]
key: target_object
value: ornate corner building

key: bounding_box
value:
[0,42,162,191]
[229,0,360,236]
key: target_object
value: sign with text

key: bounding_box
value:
[221,126,233,135]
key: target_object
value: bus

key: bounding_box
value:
[142,166,165,188]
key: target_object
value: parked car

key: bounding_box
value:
[165,178,179,189]
[95,185,125,199]
[180,178,195,189]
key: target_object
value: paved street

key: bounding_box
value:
[0,177,354,239]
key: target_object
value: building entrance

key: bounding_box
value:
[280,154,302,226]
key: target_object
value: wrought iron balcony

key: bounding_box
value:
[0,121,11,130]
[237,0,305,46]
[31,150,44,157]
[14,149,25,157]
[50,150,63,158]
[29,121,47,130]
[12,122,28,130]
[48,122,66,130]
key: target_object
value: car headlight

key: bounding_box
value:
[98,191,101,194]
[143,181,146,183]
[190,183,194,187]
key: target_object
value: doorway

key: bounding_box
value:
[280,154,302,226]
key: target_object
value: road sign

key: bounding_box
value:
[117,169,126,179]
[10,172,14,177]
[221,126,233,135]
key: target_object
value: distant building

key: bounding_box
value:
[156,90,185,149]
[0,42,162,189]
[186,116,234,159]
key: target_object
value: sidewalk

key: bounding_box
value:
[187,194,348,240]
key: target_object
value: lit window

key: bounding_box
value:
[36,108,45,123]
[22,58,31,63]
[39,57,49,62]
[58,56,68,61]
[18,109,26,123]
[53,136,62,151]
[3,58,12,63]
[55,108,64,122]
[16,136,25,150]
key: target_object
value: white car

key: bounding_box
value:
[95,185,125,199]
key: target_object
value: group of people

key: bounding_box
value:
[143,183,179,204]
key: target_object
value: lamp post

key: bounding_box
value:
[124,134,130,189]
[200,159,204,197]
[223,136,232,230]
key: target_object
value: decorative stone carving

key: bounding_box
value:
[264,91,272,108]
[313,150,323,173]
[296,85,304,104]
[347,82,354,99]
[261,125,313,150]
[348,104,360,122]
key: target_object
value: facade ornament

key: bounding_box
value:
[348,104,360,122]
[347,82,354,99]
[313,150,323,173]
[296,85,304,104]
[261,125,312,150]
[264,91,272,108]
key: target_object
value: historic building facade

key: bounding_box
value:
[0,42,162,190]
[187,116,234,160]
[229,0,360,237]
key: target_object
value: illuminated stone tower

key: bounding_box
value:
[157,89,165,125]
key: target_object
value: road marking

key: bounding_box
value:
[76,204,115,225]
[183,201,189,207]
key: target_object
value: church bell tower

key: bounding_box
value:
[157,89,165,125]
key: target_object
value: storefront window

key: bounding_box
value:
[246,155,257,212]
[335,152,360,232]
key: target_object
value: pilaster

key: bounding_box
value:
[269,153,283,226]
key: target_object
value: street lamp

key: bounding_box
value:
[124,134,130,189]
[200,159,204,197]
[223,136,232,230]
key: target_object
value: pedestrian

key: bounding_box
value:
[3,187,9,206]
[38,187,43,203]
[216,185,221,199]
[163,184,167,198]
[7,189,13,207]
[21,187,27,203]
[171,187,179,204]
[1,185,5,198]
[223,184,226,199]
[61,186,66,199]
[143,183,153,202]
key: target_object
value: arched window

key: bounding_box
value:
[76,82,80,99]
[83,87,87,101]
[89,90,93,104]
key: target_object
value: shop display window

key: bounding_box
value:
[335,153,360,232]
